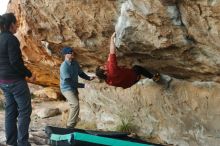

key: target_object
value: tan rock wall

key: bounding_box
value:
[115,0,220,82]
[79,79,220,146]
[7,0,220,86]
[8,0,118,86]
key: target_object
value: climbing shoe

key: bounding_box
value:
[152,73,161,82]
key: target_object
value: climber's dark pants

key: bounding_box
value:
[132,65,153,79]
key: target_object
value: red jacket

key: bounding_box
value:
[105,54,140,89]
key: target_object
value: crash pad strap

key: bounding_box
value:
[50,133,72,143]
[73,132,153,146]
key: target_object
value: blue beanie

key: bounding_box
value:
[61,47,73,55]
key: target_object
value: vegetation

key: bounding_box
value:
[116,118,136,133]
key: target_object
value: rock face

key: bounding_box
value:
[115,0,220,82]
[7,0,220,86]
[8,0,119,86]
[78,79,220,146]
[4,0,220,146]
[34,108,61,118]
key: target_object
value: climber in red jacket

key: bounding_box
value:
[95,32,160,89]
